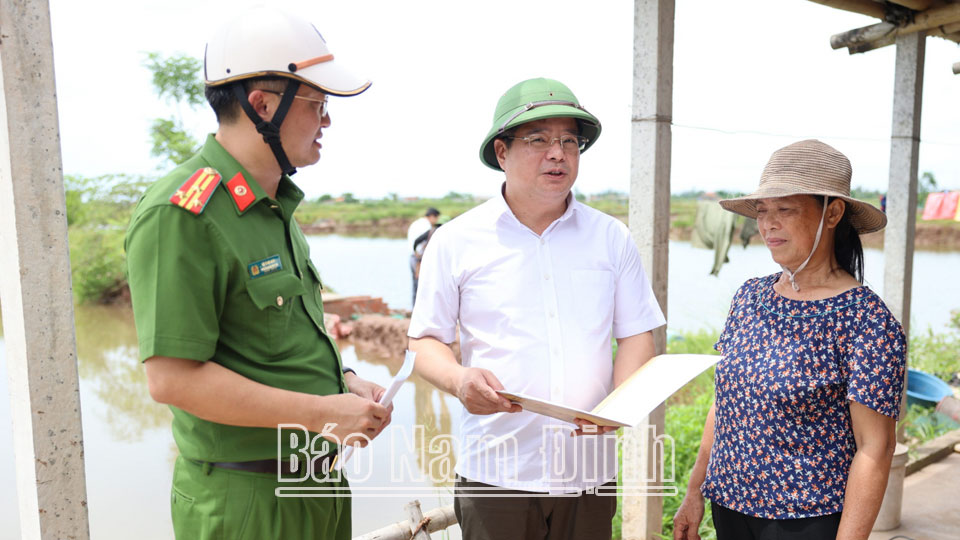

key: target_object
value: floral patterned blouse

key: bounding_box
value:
[701,273,906,519]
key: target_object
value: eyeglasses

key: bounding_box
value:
[504,134,589,153]
[260,90,329,117]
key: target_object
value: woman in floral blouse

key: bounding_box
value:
[673,140,906,540]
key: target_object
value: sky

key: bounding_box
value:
[47,0,960,200]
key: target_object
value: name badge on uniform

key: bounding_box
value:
[248,255,283,278]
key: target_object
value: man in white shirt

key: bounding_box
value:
[408,78,665,540]
[407,207,440,306]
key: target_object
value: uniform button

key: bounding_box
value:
[549,311,556,318]
[270,204,279,209]
[544,274,551,280]
[539,239,545,245]
[276,296,284,307]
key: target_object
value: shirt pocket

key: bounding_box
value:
[305,260,324,304]
[244,271,307,356]
[570,269,615,330]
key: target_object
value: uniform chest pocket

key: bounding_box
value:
[246,272,306,311]
[244,272,307,357]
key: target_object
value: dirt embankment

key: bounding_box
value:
[668,222,960,251]
[348,315,460,362]
[300,218,409,237]
[301,216,960,251]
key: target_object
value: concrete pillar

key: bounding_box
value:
[883,32,924,339]
[624,0,674,538]
[0,1,91,539]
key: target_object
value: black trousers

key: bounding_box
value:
[454,476,617,540]
[712,502,842,540]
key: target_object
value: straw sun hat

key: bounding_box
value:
[719,140,887,234]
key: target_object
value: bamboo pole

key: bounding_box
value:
[846,26,960,54]
[887,0,932,11]
[832,3,960,49]
[807,0,886,19]
[353,503,457,540]
[831,22,897,50]
[847,33,897,54]
[903,3,960,33]
[404,501,431,540]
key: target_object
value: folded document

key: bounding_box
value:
[497,354,720,428]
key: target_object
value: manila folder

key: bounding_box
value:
[497,353,719,428]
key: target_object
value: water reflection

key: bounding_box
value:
[349,337,457,488]
[73,304,172,442]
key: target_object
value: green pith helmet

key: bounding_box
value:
[479,78,601,171]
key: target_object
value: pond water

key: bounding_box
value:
[306,235,960,334]
[0,236,958,539]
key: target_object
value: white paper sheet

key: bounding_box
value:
[499,354,720,428]
[334,349,416,470]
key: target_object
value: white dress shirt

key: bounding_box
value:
[408,189,665,492]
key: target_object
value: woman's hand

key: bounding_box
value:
[673,490,705,540]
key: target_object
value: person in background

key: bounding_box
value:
[408,78,665,540]
[407,207,440,306]
[124,7,391,539]
[673,140,906,540]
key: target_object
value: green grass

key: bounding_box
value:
[294,196,479,226]
[909,310,960,384]
[612,331,720,540]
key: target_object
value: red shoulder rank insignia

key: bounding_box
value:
[169,167,222,215]
[226,172,256,212]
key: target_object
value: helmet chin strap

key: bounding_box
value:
[232,79,300,177]
[780,195,828,292]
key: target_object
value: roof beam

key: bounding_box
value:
[807,0,886,20]
[831,3,960,50]
[887,0,933,11]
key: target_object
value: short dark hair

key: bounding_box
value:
[425,208,440,217]
[204,77,290,124]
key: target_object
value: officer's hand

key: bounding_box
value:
[455,367,522,415]
[571,419,619,436]
[344,371,386,402]
[343,372,393,432]
[316,393,391,448]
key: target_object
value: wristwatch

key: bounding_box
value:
[342,367,357,376]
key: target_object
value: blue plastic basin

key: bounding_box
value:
[906,368,954,408]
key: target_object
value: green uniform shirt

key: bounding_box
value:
[125,134,346,462]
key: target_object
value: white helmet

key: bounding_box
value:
[204,6,370,96]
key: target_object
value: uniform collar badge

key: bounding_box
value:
[227,172,257,213]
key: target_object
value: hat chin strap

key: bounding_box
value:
[232,79,300,177]
[780,195,828,292]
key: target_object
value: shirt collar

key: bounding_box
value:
[493,182,580,232]
[198,134,303,216]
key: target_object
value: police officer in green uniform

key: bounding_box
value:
[124,7,391,539]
